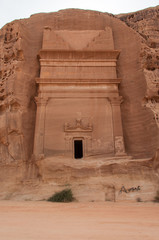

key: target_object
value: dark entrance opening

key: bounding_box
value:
[74,140,83,159]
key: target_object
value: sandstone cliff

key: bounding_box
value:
[0,7,159,201]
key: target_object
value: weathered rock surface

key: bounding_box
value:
[0,156,157,202]
[0,7,159,201]
[117,6,159,126]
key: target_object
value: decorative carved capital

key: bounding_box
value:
[35,97,48,106]
[108,96,123,106]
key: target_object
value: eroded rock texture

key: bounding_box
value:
[0,22,37,164]
[0,7,159,201]
[117,6,159,128]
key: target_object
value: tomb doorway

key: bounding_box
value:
[74,140,83,159]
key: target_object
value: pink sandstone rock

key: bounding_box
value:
[0,7,159,201]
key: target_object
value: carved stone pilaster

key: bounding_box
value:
[64,136,72,153]
[108,96,126,156]
[33,97,48,158]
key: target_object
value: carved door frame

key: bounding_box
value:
[72,137,85,159]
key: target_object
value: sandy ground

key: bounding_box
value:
[0,201,159,240]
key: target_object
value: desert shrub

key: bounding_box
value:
[47,189,74,202]
[154,191,159,202]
